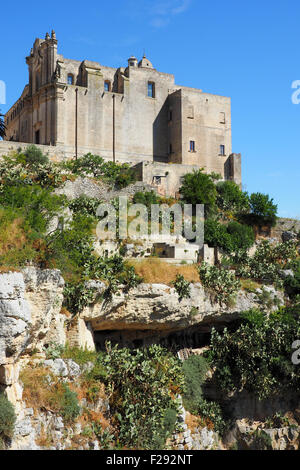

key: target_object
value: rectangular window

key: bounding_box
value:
[35,130,40,145]
[67,74,74,85]
[190,141,195,152]
[168,109,173,121]
[169,143,173,154]
[220,112,225,124]
[104,81,110,92]
[220,145,225,156]
[148,82,155,98]
[187,106,194,119]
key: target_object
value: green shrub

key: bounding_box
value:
[284,260,300,299]
[204,219,254,255]
[210,307,300,399]
[66,153,106,177]
[197,399,226,435]
[250,429,272,450]
[0,394,16,448]
[198,262,241,305]
[69,195,101,217]
[98,343,184,450]
[226,221,255,252]
[133,191,160,209]
[63,282,96,315]
[44,342,65,359]
[236,240,298,285]
[171,274,191,300]
[115,167,136,188]
[57,384,80,423]
[204,219,233,253]
[23,145,49,167]
[182,355,210,414]
[65,153,136,188]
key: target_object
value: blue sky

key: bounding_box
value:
[1,0,300,218]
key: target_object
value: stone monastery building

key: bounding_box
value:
[4,31,241,193]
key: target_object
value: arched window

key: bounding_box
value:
[67,74,74,85]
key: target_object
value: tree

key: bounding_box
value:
[248,192,278,227]
[204,219,233,253]
[216,180,250,214]
[0,113,6,139]
[179,169,217,215]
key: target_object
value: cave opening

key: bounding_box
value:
[94,326,212,353]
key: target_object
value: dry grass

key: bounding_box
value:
[35,424,53,448]
[0,215,27,255]
[129,258,199,285]
[60,307,72,317]
[20,365,58,411]
[0,266,20,273]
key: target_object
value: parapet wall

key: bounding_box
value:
[0,140,69,162]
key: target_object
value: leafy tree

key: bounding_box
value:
[243,192,278,227]
[216,180,250,214]
[179,169,217,215]
[204,219,233,253]
[204,220,254,254]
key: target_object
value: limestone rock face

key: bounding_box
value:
[0,272,31,364]
[81,282,280,332]
[0,268,65,366]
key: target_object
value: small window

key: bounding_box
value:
[220,145,225,156]
[187,106,194,119]
[169,143,173,154]
[220,112,225,124]
[35,130,40,145]
[168,109,173,121]
[67,74,74,85]
[148,82,155,98]
[130,62,135,67]
[104,81,111,92]
[190,141,195,152]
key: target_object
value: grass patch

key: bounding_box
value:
[61,345,98,365]
[128,258,199,285]
[240,278,261,293]
[20,365,80,422]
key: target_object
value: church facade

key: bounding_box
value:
[4,31,241,186]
